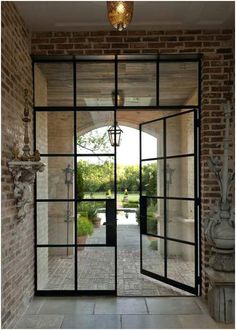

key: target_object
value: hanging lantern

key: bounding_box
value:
[107,1,134,31]
[108,121,123,147]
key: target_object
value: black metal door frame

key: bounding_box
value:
[32,54,201,296]
[139,109,201,295]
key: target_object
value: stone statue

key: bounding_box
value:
[204,101,235,323]
[205,101,235,272]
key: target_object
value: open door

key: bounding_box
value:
[139,109,200,295]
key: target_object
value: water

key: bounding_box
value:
[97,210,138,225]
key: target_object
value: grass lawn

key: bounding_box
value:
[83,192,139,202]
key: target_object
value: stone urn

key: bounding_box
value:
[92,216,101,228]
[77,235,87,251]
[205,201,234,272]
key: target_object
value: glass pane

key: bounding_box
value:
[37,157,74,200]
[34,63,73,106]
[37,202,74,245]
[166,112,194,156]
[77,62,114,106]
[77,111,114,154]
[36,112,74,154]
[142,235,164,276]
[118,62,156,106]
[159,62,198,106]
[77,247,115,290]
[166,199,195,243]
[167,241,195,287]
[141,160,164,197]
[77,201,106,244]
[147,198,164,237]
[37,247,75,290]
[77,156,114,199]
[141,120,163,159]
[167,157,194,198]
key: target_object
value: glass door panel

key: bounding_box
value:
[140,109,199,295]
[159,62,198,106]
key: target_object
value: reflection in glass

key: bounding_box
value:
[37,202,74,245]
[34,63,73,106]
[36,112,74,154]
[77,156,114,199]
[77,63,114,106]
[166,199,194,243]
[77,201,106,244]
[167,157,194,198]
[141,120,163,159]
[118,62,156,106]
[142,160,163,197]
[77,247,115,290]
[37,157,74,200]
[37,247,75,290]
[167,241,195,287]
[166,112,194,156]
[159,62,198,106]
[142,235,165,276]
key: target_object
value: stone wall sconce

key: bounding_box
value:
[8,89,45,222]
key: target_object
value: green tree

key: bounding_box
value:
[77,164,84,200]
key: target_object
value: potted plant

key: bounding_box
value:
[77,218,93,250]
[88,205,101,228]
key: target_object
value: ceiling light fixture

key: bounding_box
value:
[107,1,134,31]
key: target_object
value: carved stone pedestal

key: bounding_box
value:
[8,161,45,221]
[206,267,235,323]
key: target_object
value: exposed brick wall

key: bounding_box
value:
[1,2,33,328]
[31,29,234,298]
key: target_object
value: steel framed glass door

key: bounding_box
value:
[139,109,200,295]
[33,58,117,295]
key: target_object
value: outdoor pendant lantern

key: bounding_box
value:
[107,1,134,31]
[108,121,123,147]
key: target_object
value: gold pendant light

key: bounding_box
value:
[107,1,134,31]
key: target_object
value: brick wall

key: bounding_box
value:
[1,2,33,328]
[31,29,234,298]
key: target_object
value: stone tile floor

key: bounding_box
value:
[41,224,194,296]
[14,296,234,329]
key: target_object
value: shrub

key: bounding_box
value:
[87,205,98,220]
[77,218,93,236]
[123,201,139,208]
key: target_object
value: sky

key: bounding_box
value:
[77,125,157,165]
[117,126,156,165]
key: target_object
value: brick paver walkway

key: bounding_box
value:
[44,219,194,296]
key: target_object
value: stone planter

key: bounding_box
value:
[92,216,101,228]
[77,235,87,250]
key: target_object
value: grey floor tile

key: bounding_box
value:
[39,297,95,315]
[61,314,121,329]
[94,297,148,314]
[146,297,203,315]
[122,314,182,329]
[178,314,235,329]
[24,298,45,315]
[14,314,64,329]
